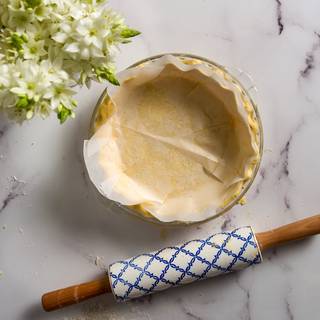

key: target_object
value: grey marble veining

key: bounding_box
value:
[275,0,284,35]
[1,1,320,319]
[0,177,26,214]
[300,32,320,78]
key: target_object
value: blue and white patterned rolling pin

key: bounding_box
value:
[108,226,262,301]
[42,215,320,311]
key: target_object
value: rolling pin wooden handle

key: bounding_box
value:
[42,277,111,312]
[255,214,320,251]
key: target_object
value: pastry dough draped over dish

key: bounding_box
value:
[84,55,260,222]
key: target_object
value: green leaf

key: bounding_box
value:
[104,71,120,86]
[120,28,141,38]
[25,0,42,8]
[10,33,27,50]
[95,68,120,86]
[57,104,72,124]
[16,96,31,110]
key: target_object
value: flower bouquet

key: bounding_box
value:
[0,0,140,123]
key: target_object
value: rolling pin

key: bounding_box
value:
[42,214,320,311]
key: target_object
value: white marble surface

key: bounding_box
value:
[1,1,320,319]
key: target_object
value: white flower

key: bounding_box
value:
[22,37,46,60]
[40,58,69,84]
[0,0,140,123]
[43,85,76,110]
[53,8,119,60]
[10,60,50,101]
[7,6,34,32]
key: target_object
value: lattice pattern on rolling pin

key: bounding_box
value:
[108,226,262,301]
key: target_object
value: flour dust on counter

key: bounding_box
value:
[61,301,152,320]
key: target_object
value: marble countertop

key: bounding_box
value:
[1,1,320,319]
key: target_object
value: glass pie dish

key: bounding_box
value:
[85,53,263,225]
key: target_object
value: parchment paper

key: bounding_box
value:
[83,55,258,222]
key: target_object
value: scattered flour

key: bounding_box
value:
[94,256,106,270]
[12,175,26,184]
[62,302,151,320]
